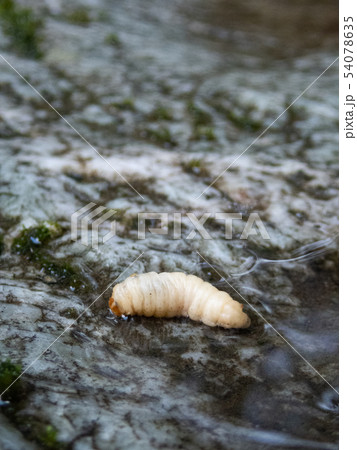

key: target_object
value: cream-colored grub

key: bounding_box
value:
[109,272,251,329]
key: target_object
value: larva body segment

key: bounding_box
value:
[109,272,251,329]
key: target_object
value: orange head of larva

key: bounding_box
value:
[219,302,251,329]
[109,297,122,316]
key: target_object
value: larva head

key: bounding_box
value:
[109,296,122,316]
[219,302,251,329]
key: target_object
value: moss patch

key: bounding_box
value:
[143,126,176,147]
[225,110,262,132]
[187,102,217,141]
[0,359,22,401]
[105,33,121,47]
[40,259,86,291]
[111,98,135,111]
[60,307,78,319]
[182,158,210,177]
[208,93,262,132]
[9,414,67,450]
[187,101,212,127]
[1,359,66,448]
[192,125,216,141]
[0,0,43,58]
[11,222,61,258]
[148,105,173,121]
[38,425,62,449]
[11,223,87,292]
[66,8,91,26]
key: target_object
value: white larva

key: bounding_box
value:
[109,272,251,329]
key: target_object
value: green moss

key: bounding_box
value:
[13,416,66,450]
[11,223,87,292]
[208,93,262,132]
[40,259,86,291]
[187,102,216,141]
[1,361,65,448]
[192,125,216,141]
[182,159,209,177]
[143,127,176,147]
[0,0,43,58]
[148,105,173,121]
[11,222,62,259]
[60,307,78,319]
[0,359,22,401]
[66,8,91,26]
[187,101,212,126]
[105,33,121,47]
[39,425,61,449]
[111,98,135,111]
[226,111,262,132]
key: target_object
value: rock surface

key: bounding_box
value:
[0,0,338,448]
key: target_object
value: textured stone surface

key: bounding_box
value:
[0,0,338,448]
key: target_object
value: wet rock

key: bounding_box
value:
[0,0,338,448]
